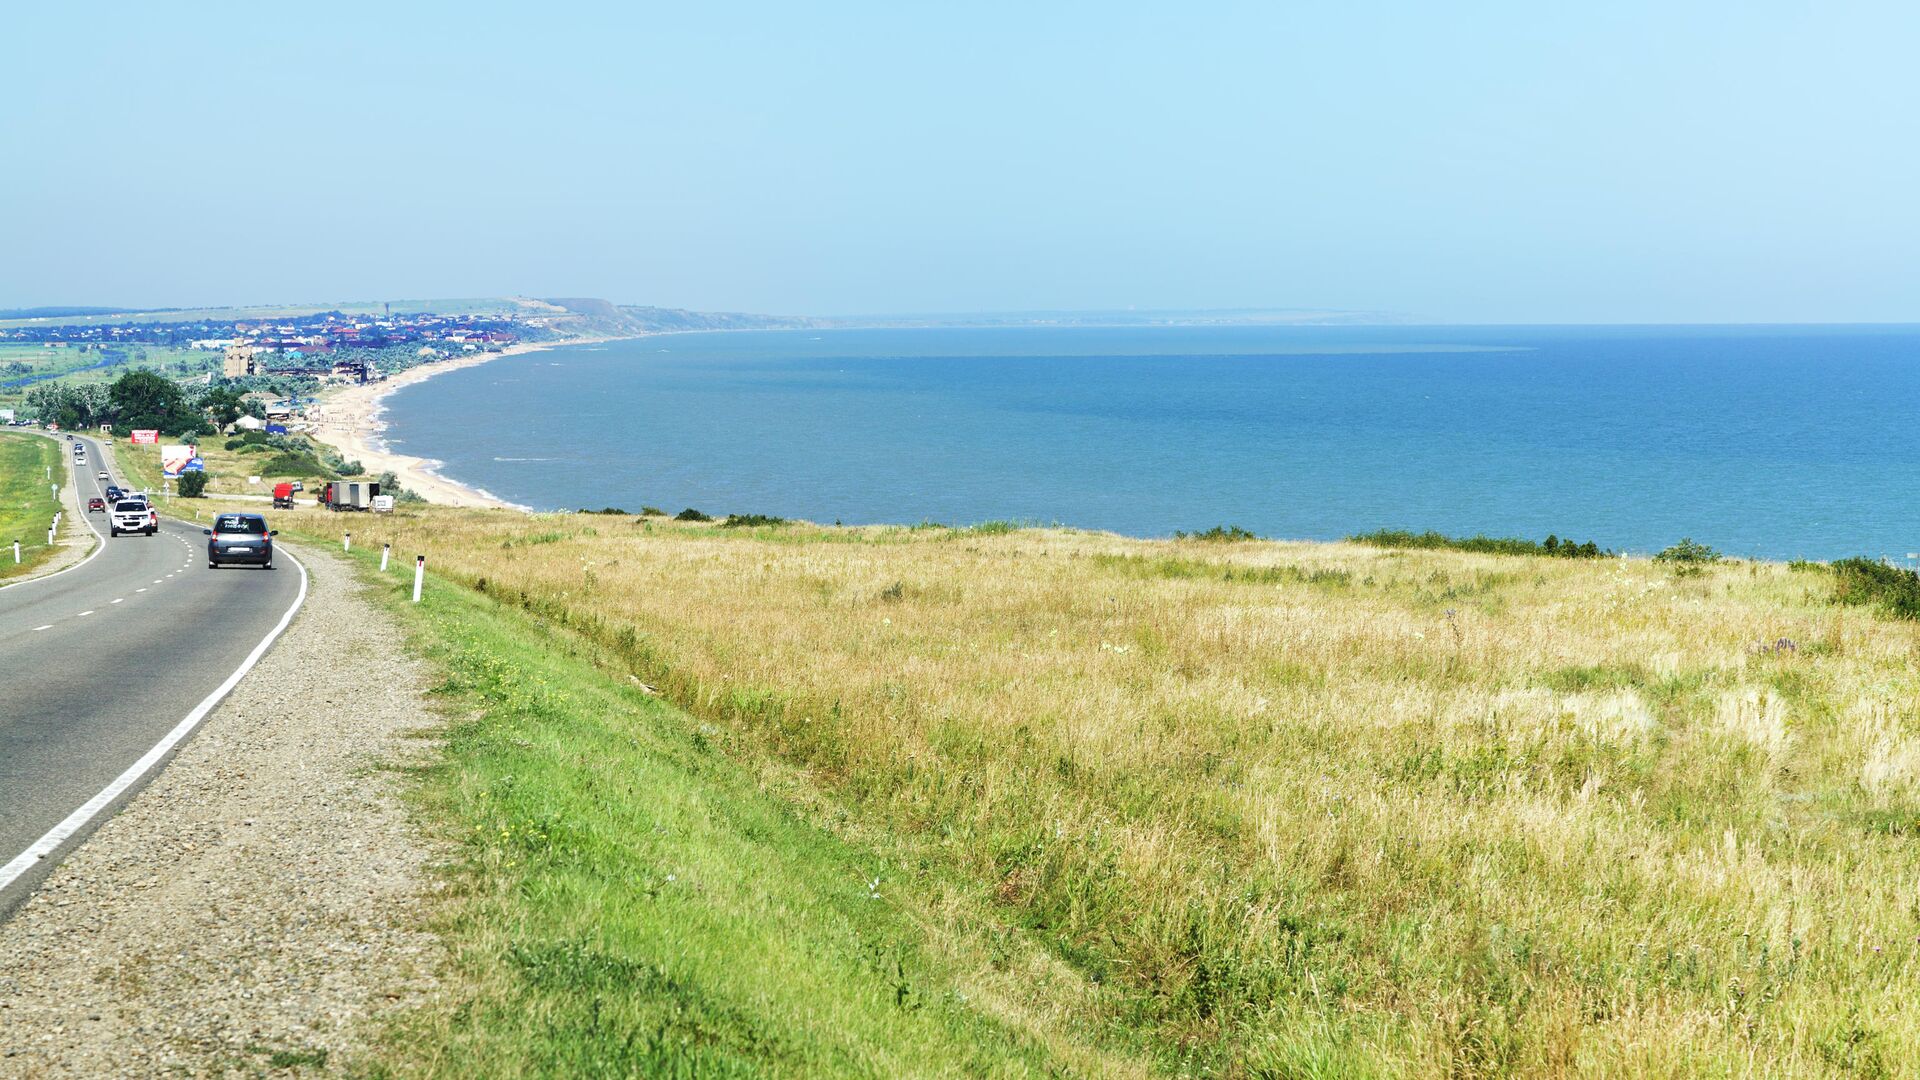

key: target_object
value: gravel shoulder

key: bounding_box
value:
[0,545,443,1076]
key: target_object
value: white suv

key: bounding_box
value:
[109,498,159,537]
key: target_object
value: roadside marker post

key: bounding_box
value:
[344,532,352,553]
[412,555,425,603]
[380,544,390,572]
[12,540,19,564]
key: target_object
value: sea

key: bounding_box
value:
[378,324,1920,561]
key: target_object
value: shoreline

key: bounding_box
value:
[303,335,631,509]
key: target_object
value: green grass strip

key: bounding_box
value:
[339,545,1127,1077]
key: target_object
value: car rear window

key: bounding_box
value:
[114,501,148,513]
[214,515,267,534]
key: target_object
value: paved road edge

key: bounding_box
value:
[0,545,311,898]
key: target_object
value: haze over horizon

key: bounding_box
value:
[5,2,1917,324]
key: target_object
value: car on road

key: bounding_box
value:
[109,499,159,537]
[87,497,106,513]
[204,513,276,569]
[104,485,122,502]
[96,471,109,482]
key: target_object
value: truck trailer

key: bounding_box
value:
[319,480,381,511]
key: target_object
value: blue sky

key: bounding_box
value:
[3,2,1916,322]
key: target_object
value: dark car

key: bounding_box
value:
[104,485,122,502]
[87,497,105,513]
[204,513,277,569]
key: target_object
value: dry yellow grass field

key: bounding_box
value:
[291,507,1920,1076]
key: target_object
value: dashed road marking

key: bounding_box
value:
[111,598,124,604]
[136,588,147,593]
[77,610,94,617]
[32,625,52,632]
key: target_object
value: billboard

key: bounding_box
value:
[130,429,159,445]
[161,444,204,478]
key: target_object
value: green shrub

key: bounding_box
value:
[580,507,630,515]
[674,508,713,522]
[259,452,326,477]
[1830,558,1920,620]
[721,514,788,529]
[1176,525,1258,542]
[1654,538,1721,564]
[176,470,209,498]
[1351,529,1609,559]
[639,505,667,517]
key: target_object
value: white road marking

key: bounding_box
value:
[77,610,94,617]
[32,625,52,632]
[136,587,147,593]
[0,550,310,898]
[111,598,124,604]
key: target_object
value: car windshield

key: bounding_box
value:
[114,501,147,513]
[214,515,267,534]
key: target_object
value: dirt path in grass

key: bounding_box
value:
[0,547,443,1076]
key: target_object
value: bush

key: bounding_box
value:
[1654,538,1721,564]
[721,514,788,528]
[1351,529,1609,559]
[176,470,209,498]
[259,452,326,477]
[580,507,631,515]
[1830,558,1920,620]
[674,508,713,522]
[639,506,667,517]
[1176,525,1258,542]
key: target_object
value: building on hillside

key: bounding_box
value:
[222,345,256,378]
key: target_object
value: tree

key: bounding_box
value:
[177,470,209,498]
[196,385,246,430]
[107,370,193,434]
[24,382,109,429]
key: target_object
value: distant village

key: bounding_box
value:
[0,307,531,385]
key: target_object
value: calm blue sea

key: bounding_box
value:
[380,325,1920,560]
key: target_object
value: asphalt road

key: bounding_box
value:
[0,435,305,917]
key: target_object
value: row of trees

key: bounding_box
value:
[24,371,254,437]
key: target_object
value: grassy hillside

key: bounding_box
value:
[272,507,1920,1075]
[0,432,64,579]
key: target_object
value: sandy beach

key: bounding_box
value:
[303,336,627,509]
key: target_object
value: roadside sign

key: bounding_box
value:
[160,444,202,477]
[371,495,395,513]
[130,429,159,445]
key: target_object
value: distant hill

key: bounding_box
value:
[533,298,820,337]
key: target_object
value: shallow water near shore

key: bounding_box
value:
[380,324,1920,560]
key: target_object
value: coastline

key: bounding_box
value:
[304,335,629,509]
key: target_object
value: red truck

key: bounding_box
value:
[272,481,303,509]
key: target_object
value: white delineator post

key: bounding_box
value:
[412,555,425,603]
[380,544,390,571]
[12,539,19,564]
[344,532,352,553]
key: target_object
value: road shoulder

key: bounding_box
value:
[0,545,443,1076]
[0,431,98,587]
